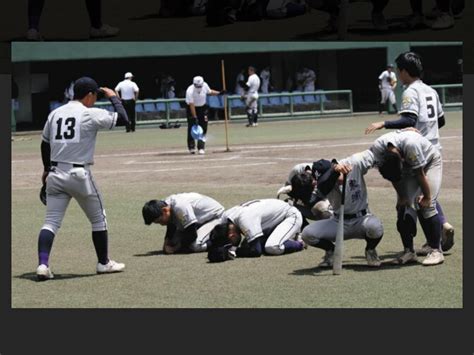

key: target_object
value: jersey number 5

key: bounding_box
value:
[426,96,436,119]
[55,117,76,140]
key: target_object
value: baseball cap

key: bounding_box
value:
[191,124,206,142]
[73,77,101,99]
[125,72,134,79]
[193,76,204,88]
[387,63,394,68]
[142,199,168,225]
[312,159,332,179]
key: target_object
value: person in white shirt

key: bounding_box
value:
[302,67,316,92]
[115,72,140,132]
[185,76,224,155]
[239,66,261,127]
[234,68,246,96]
[260,66,271,94]
[63,81,75,102]
[378,64,398,115]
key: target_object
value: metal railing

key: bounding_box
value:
[431,84,463,108]
[227,90,353,120]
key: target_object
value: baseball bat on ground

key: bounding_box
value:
[221,59,230,152]
[333,173,347,275]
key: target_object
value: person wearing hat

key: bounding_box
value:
[185,76,224,155]
[35,77,130,281]
[115,72,140,132]
[378,64,398,115]
[142,193,225,254]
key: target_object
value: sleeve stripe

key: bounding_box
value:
[109,112,117,130]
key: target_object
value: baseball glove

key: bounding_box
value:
[39,184,47,206]
[207,243,236,263]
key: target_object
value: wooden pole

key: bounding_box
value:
[221,59,230,152]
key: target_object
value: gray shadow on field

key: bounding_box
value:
[290,260,419,276]
[15,272,97,282]
[134,250,166,257]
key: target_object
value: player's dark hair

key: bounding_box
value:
[209,222,231,247]
[142,200,168,225]
[290,173,314,204]
[378,150,403,182]
[395,52,423,78]
[248,66,256,73]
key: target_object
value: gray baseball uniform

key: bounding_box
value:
[302,150,383,245]
[399,79,444,150]
[245,73,261,115]
[370,130,442,219]
[41,101,117,234]
[166,193,224,252]
[221,199,302,255]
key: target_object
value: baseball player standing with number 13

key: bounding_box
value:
[35,77,130,281]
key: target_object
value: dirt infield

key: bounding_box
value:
[11,113,463,308]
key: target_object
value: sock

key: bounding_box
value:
[392,104,398,113]
[283,239,303,254]
[378,103,384,113]
[253,113,258,124]
[28,0,45,30]
[38,229,55,266]
[436,201,447,225]
[92,230,109,265]
[418,213,442,250]
[365,236,382,251]
[314,239,335,251]
[85,0,103,29]
[397,208,416,251]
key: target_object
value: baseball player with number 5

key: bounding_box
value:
[35,77,130,281]
[366,51,454,254]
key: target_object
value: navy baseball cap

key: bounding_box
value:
[312,159,332,179]
[73,77,101,98]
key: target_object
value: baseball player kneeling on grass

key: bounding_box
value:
[142,193,224,254]
[207,199,305,263]
[371,130,444,266]
[36,77,130,281]
[296,151,384,268]
[277,161,333,225]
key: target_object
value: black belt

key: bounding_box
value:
[335,209,367,220]
[51,161,84,168]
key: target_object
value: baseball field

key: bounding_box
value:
[11,111,463,308]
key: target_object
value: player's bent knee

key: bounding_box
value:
[301,232,320,246]
[365,219,384,239]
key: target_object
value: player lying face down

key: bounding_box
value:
[370,130,445,266]
[207,199,305,263]
[142,193,224,254]
[293,152,384,268]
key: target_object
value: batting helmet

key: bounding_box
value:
[142,200,168,225]
[191,124,206,141]
[395,52,423,77]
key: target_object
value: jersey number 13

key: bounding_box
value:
[55,117,77,140]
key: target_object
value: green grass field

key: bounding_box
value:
[11,112,463,308]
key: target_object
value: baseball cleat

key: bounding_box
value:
[318,250,334,268]
[365,249,381,267]
[90,24,119,39]
[422,249,444,266]
[415,243,432,256]
[189,149,196,154]
[441,222,455,252]
[391,248,418,265]
[97,260,125,274]
[198,149,205,155]
[36,264,54,281]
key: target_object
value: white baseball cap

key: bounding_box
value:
[193,76,204,87]
[124,72,134,79]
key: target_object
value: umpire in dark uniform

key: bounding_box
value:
[185,76,224,155]
[115,72,139,132]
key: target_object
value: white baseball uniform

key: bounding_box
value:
[302,68,316,92]
[41,101,118,234]
[399,79,444,150]
[260,68,271,94]
[165,193,224,252]
[370,131,442,219]
[378,70,397,105]
[244,73,261,114]
[302,150,383,245]
[221,199,302,255]
[235,72,245,96]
